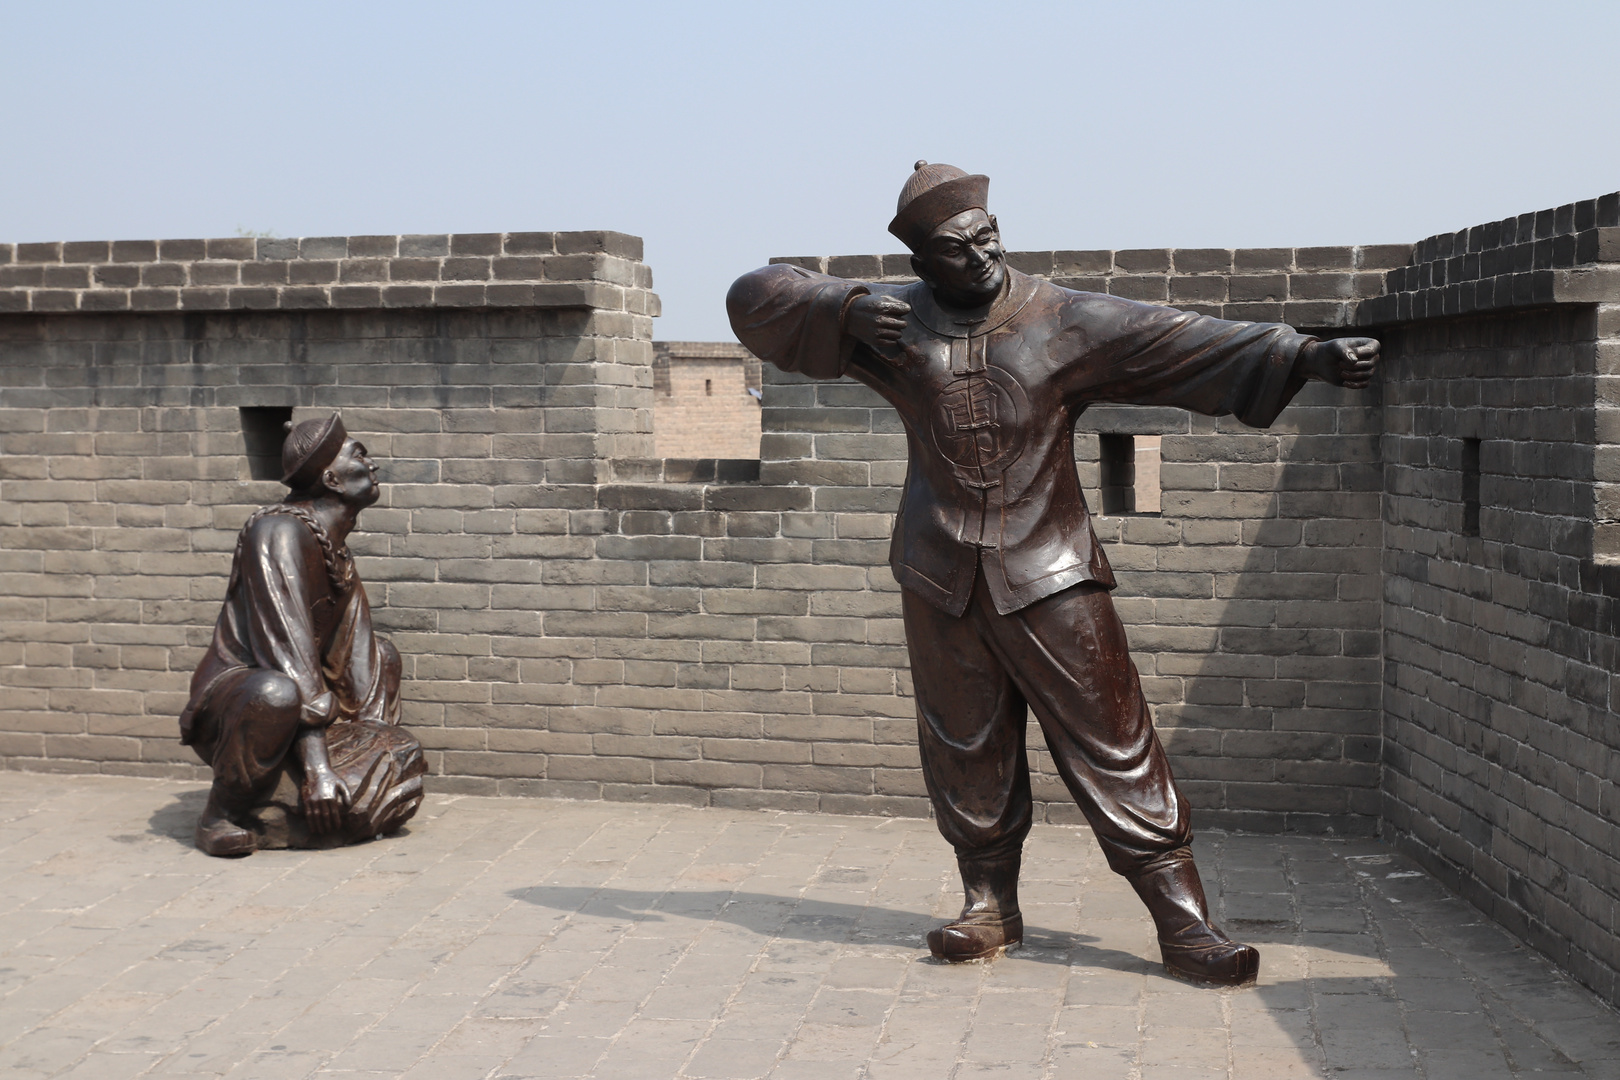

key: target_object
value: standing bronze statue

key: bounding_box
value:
[728,162,1379,985]
[180,413,426,856]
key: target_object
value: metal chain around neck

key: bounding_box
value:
[226,502,355,595]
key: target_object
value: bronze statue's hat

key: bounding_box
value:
[281,411,348,488]
[888,160,990,253]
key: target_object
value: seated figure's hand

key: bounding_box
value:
[301,767,351,834]
[844,294,912,353]
[1299,337,1380,389]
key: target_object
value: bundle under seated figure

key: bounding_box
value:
[180,412,425,856]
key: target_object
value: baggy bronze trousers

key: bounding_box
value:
[903,569,1192,876]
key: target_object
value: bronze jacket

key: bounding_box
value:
[727,265,1316,617]
[179,509,395,744]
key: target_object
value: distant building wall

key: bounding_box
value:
[652,342,761,460]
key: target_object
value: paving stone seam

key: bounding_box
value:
[1282,840,1336,1078]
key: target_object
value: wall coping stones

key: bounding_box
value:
[0,231,660,317]
[1357,194,1620,325]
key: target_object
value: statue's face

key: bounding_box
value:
[323,438,380,508]
[913,208,1005,307]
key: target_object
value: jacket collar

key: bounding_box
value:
[905,269,1038,339]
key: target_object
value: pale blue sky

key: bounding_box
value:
[5,1,1619,339]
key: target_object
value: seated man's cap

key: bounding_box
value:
[281,411,348,489]
[888,160,991,253]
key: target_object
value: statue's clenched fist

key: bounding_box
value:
[844,293,913,351]
[1299,337,1380,389]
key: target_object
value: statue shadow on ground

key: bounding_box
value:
[147,788,208,846]
[509,883,1592,1074]
[507,885,1145,972]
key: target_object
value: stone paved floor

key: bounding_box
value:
[2,774,1617,1079]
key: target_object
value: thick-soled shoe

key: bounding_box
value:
[195,815,256,857]
[1159,936,1259,986]
[928,850,1025,962]
[1127,848,1259,988]
[927,912,1024,962]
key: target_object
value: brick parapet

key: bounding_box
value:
[1356,192,1620,325]
[1378,305,1620,1002]
[1597,304,1620,561]
[1343,191,1620,565]
[0,231,659,317]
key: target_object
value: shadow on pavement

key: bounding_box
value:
[507,848,1618,1075]
[506,884,1155,974]
[146,788,207,846]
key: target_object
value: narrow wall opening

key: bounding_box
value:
[1461,437,1481,537]
[1098,433,1161,515]
[240,406,293,481]
[1099,434,1135,514]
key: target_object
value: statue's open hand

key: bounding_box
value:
[845,293,912,352]
[301,767,351,834]
[1301,337,1380,389]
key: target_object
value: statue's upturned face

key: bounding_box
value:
[324,437,380,508]
[914,208,1005,308]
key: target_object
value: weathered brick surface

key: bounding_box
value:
[0,232,1477,841]
[0,231,658,316]
[759,247,1404,835]
[1357,193,1620,327]
[0,234,660,791]
[1379,304,1620,1003]
[0,236,1386,835]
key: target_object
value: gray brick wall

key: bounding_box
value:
[1379,303,1620,1001]
[1357,190,1620,1004]
[0,235,1398,833]
[0,231,655,316]
[0,232,659,782]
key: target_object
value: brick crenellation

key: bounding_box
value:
[1358,192,1620,324]
[0,231,659,316]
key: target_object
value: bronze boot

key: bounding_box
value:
[194,786,256,857]
[1128,852,1257,986]
[927,853,1023,962]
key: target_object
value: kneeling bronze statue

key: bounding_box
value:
[180,413,425,856]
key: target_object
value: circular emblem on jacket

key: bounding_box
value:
[928,367,1029,488]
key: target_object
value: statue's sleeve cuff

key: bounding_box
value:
[837,286,871,333]
[1238,330,1317,428]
